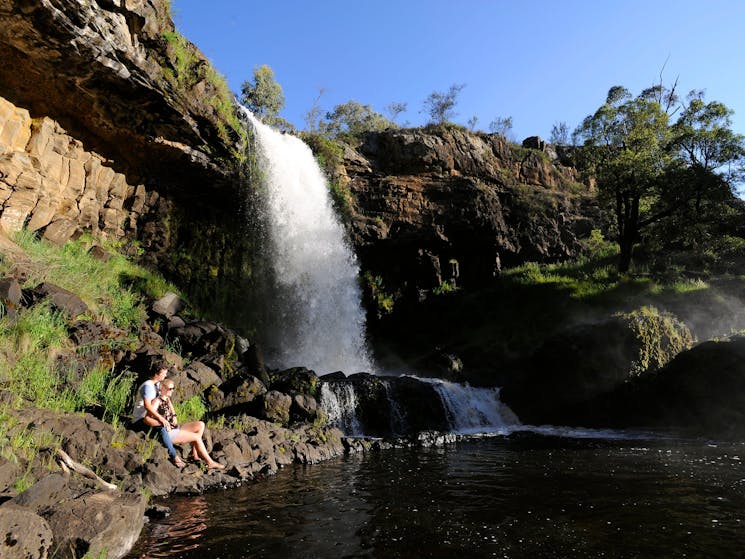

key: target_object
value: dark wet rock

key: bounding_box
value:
[501,310,694,425]
[572,335,745,438]
[324,374,450,437]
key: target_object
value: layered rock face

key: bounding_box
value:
[0,95,153,244]
[0,1,261,322]
[0,0,237,189]
[341,127,597,296]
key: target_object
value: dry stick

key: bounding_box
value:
[56,449,118,491]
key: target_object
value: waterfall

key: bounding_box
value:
[244,111,373,375]
[421,377,520,434]
[320,382,363,436]
[319,376,521,436]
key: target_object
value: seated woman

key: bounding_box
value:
[153,381,225,470]
[130,364,183,467]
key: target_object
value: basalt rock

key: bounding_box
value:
[339,127,597,298]
[500,309,695,425]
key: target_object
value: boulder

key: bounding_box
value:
[0,505,54,559]
[0,277,22,318]
[6,473,146,559]
[291,393,320,423]
[151,291,185,319]
[30,282,88,319]
[501,308,694,425]
[271,367,319,396]
[208,374,267,415]
[574,335,745,437]
[261,391,292,426]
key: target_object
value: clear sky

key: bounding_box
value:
[171,0,745,141]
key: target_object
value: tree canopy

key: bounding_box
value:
[422,84,465,125]
[323,100,395,138]
[241,65,293,130]
[574,85,745,272]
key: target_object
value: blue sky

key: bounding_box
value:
[172,0,745,141]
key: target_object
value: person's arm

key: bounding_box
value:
[144,392,171,430]
[168,399,179,427]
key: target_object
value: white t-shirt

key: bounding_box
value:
[132,379,158,422]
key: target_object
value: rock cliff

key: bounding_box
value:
[339,126,597,297]
[0,0,260,322]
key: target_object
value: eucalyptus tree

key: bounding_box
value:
[575,85,745,272]
[422,83,465,125]
[324,100,394,138]
[241,65,293,130]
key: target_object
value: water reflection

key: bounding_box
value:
[134,495,209,558]
[127,436,745,559]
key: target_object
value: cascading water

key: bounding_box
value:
[418,377,520,434]
[319,383,363,436]
[319,376,521,436]
[244,111,373,375]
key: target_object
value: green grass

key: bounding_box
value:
[175,394,207,423]
[0,230,180,422]
[9,230,175,329]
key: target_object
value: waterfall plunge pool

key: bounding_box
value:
[126,431,745,559]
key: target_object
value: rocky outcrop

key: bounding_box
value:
[0,0,239,189]
[0,96,155,244]
[570,335,745,438]
[0,2,260,325]
[340,127,597,296]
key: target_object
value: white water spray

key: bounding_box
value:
[245,111,373,375]
[413,377,520,434]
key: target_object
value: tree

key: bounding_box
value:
[422,83,465,125]
[549,121,570,145]
[241,65,286,125]
[488,116,513,136]
[323,100,394,137]
[574,85,745,272]
[303,87,326,133]
[467,116,478,131]
[385,101,408,123]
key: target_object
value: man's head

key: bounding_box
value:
[152,364,169,381]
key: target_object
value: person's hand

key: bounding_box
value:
[162,419,172,431]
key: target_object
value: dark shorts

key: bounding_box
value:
[129,418,155,435]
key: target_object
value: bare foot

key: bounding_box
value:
[207,461,225,470]
[170,455,186,468]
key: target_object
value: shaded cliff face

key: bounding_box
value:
[340,127,597,295]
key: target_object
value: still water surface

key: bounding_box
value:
[128,433,745,558]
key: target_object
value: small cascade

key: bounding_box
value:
[380,379,407,436]
[411,377,520,434]
[320,382,363,436]
[242,109,373,375]
[320,376,520,437]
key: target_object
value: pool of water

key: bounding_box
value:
[127,432,745,558]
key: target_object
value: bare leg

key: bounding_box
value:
[170,428,224,469]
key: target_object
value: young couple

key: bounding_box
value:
[131,365,224,469]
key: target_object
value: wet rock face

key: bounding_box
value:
[342,127,597,295]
